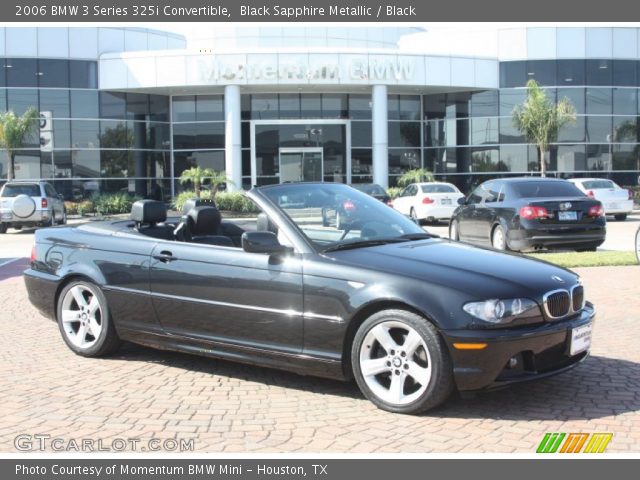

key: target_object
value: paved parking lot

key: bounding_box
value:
[0,252,639,453]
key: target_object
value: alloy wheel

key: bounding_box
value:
[60,285,103,349]
[492,226,506,250]
[359,320,432,406]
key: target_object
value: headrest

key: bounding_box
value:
[256,212,278,234]
[182,197,216,215]
[187,206,222,236]
[131,200,166,224]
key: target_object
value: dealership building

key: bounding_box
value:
[1,25,640,198]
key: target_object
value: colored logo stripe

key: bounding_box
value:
[537,433,566,453]
[583,433,613,453]
[559,433,589,453]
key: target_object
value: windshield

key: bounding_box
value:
[512,181,585,198]
[260,183,426,251]
[582,180,616,189]
[421,184,457,193]
[1,184,40,197]
[352,184,387,196]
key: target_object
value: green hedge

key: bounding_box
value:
[386,187,403,200]
[172,190,259,214]
[92,193,140,215]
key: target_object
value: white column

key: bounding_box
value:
[224,85,242,192]
[371,85,389,189]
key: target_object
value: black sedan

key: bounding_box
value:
[24,183,594,414]
[449,177,607,252]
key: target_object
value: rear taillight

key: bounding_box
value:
[41,198,48,208]
[587,190,595,198]
[386,200,393,207]
[628,190,634,200]
[343,200,356,212]
[30,244,36,263]
[422,196,434,204]
[519,206,549,220]
[588,204,605,217]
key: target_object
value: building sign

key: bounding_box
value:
[197,57,415,83]
[39,111,54,153]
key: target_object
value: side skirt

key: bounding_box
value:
[117,327,347,381]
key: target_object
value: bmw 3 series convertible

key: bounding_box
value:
[24,183,595,414]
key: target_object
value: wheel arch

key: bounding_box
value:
[54,272,106,317]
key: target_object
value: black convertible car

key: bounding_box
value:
[24,183,595,414]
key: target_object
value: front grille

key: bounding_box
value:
[572,285,585,312]
[544,290,571,318]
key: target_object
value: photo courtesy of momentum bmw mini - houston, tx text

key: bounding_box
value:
[1,0,640,477]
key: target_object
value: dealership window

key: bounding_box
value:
[69,61,98,89]
[71,120,100,149]
[40,89,70,118]
[251,94,279,120]
[300,94,321,118]
[126,93,149,119]
[72,150,101,178]
[557,60,585,86]
[174,151,225,180]
[557,88,585,114]
[499,145,529,172]
[471,118,499,145]
[586,144,610,170]
[388,149,421,176]
[425,119,445,147]
[0,89,6,111]
[148,95,169,122]
[348,94,371,119]
[499,61,527,88]
[586,116,612,143]
[99,121,132,149]
[470,91,499,117]
[526,60,556,86]
[172,96,196,122]
[148,123,170,150]
[5,58,38,87]
[70,90,99,119]
[196,95,224,121]
[100,92,126,120]
[351,121,372,147]
[7,88,39,117]
[37,59,69,88]
[471,147,503,172]
[423,94,446,120]
[388,122,420,148]
[51,120,71,149]
[586,88,612,114]
[499,90,526,117]
[613,61,638,86]
[0,59,6,87]
[9,150,41,179]
[351,148,372,179]
[554,144,586,172]
[499,117,526,144]
[612,144,637,170]
[173,123,225,150]
[613,88,638,115]
[321,94,348,118]
[278,94,301,119]
[557,116,586,143]
[613,116,638,142]
[388,95,420,121]
[586,60,612,86]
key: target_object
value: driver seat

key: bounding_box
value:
[182,206,234,247]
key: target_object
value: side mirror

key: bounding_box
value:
[242,231,293,256]
[457,197,467,206]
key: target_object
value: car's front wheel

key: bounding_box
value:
[409,207,421,225]
[56,280,121,357]
[614,214,627,221]
[449,220,459,241]
[351,309,453,414]
[0,223,6,234]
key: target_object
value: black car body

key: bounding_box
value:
[450,177,607,252]
[350,183,392,206]
[24,183,595,414]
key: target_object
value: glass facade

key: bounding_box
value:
[2,55,639,197]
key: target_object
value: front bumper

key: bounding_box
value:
[441,303,595,392]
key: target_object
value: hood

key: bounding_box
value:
[327,238,579,300]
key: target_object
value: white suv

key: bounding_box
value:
[0,181,66,233]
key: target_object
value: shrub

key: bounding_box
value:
[386,187,403,199]
[171,190,214,211]
[64,201,78,215]
[92,192,139,216]
[63,200,95,216]
[215,192,260,213]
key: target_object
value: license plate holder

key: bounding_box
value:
[569,323,592,356]
[558,211,577,221]
[441,199,452,205]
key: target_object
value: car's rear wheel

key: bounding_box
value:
[449,220,459,241]
[56,280,121,357]
[491,224,508,251]
[614,214,627,221]
[58,210,67,225]
[0,223,7,234]
[351,309,453,414]
[409,207,421,225]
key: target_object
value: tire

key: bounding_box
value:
[614,214,627,221]
[58,209,67,225]
[409,207,421,225]
[635,227,640,265]
[576,247,598,252]
[491,224,508,251]
[351,309,454,414]
[449,220,459,241]
[56,280,121,357]
[0,223,7,234]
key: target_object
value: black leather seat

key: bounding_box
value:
[131,200,173,240]
[182,197,216,215]
[182,206,234,247]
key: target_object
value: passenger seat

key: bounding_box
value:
[131,200,174,240]
[180,206,234,247]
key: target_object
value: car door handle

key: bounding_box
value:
[152,251,177,262]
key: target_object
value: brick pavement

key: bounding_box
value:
[0,259,638,453]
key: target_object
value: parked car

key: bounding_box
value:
[449,177,606,252]
[392,182,464,224]
[0,181,66,233]
[350,183,392,206]
[25,183,594,414]
[567,178,634,221]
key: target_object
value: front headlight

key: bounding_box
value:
[463,298,539,324]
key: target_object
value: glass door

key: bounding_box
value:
[279,148,323,183]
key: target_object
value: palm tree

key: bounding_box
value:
[512,80,576,177]
[179,166,234,198]
[397,168,435,187]
[0,107,39,180]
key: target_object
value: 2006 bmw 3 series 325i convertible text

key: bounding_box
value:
[24,183,595,414]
